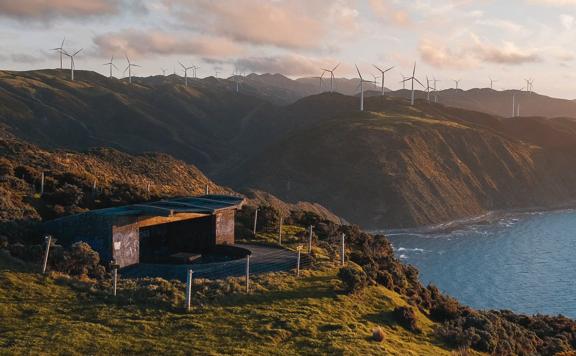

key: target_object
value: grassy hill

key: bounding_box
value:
[0,252,461,355]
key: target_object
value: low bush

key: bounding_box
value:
[337,266,368,294]
[372,327,385,342]
[393,306,421,333]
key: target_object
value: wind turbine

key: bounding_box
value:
[124,55,140,84]
[355,65,372,112]
[51,37,65,69]
[179,61,194,87]
[425,76,434,103]
[161,68,166,76]
[373,64,394,96]
[315,71,325,92]
[62,48,82,81]
[320,63,339,93]
[489,78,498,89]
[402,62,424,106]
[371,73,380,85]
[102,56,117,78]
[232,68,242,93]
[400,74,407,89]
[454,79,461,89]
[525,78,534,93]
[433,78,440,103]
[193,66,199,78]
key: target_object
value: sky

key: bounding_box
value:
[1,0,576,98]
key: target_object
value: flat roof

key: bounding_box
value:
[128,195,245,217]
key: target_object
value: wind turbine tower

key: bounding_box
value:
[401,63,424,106]
[355,65,372,112]
[454,79,461,89]
[489,78,498,89]
[124,55,140,84]
[373,64,394,96]
[62,48,82,81]
[320,63,340,93]
[51,38,65,69]
[179,62,194,87]
[103,56,117,78]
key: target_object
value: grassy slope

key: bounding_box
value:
[0,253,473,355]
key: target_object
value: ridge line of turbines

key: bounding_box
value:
[51,38,534,117]
[51,37,242,91]
[318,61,534,116]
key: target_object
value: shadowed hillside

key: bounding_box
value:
[223,95,576,228]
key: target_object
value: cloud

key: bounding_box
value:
[93,30,243,58]
[163,0,359,50]
[419,34,540,69]
[368,0,410,26]
[529,0,576,5]
[10,53,43,64]
[419,39,477,69]
[0,0,125,21]
[235,55,329,76]
[470,34,541,64]
[560,14,575,29]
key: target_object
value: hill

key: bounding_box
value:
[387,88,576,119]
[223,95,576,228]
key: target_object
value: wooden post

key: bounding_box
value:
[110,260,119,296]
[253,208,258,236]
[278,217,283,245]
[185,269,193,311]
[340,233,345,267]
[42,235,51,274]
[296,246,302,277]
[308,225,313,254]
[205,184,209,195]
[245,255,250,293]
[40,172,45,196]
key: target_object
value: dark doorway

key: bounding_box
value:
[139,216,214,263]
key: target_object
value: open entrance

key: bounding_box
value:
[139,216,214,264]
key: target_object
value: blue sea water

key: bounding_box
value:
[386,210,576,318]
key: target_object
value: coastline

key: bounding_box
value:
[373,201,576,236]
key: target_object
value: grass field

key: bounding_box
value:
[0,251,478,355]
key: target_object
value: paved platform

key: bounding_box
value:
[121,244,304,281]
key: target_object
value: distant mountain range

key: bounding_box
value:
[3,68,576,228]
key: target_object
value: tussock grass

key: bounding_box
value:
[0,253,476,355]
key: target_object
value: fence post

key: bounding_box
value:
[296,246,302,277]
[40,172,45,197]
[278,217,283,245]
[205,184,209,195]
[245,255,251,293]
[340,233,345,267]
[185,268,193,311]
[253,208,258,236]
[308,225,313,254]
[110,260,120,296]
[42,235,51,274]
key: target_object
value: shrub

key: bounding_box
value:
[44,183,83,206]
[337,266,368,294]
[393,306,421,333]
[372,327,385,342]
[430,295,462,322]
[256,205,281,232]
[51,242,106,279]
[0,157,13,176]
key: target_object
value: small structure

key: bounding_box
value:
[43,195,245,268]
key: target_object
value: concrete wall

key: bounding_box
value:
[214,210,235,245]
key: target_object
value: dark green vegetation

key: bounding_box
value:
[4,69,576,228]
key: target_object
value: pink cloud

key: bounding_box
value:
[93,30,243,59]
[163,0,359,50]
[0,0,120,20]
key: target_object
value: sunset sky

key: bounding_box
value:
[1,0,576,98]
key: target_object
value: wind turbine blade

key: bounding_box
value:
[355,64,362,80]
[61,37,65,48]
[332,63,340,71]
[373,64,383,73]
[124,65,129,74]
[384,66,394,73]
[133,64,141,67]
[113,64,118,70]
[412,62,416,77]
[73,48,83,56]
[125,54,130,64]
[320,68,330,72]
[179,61,186,69]
[414,78,425,87]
